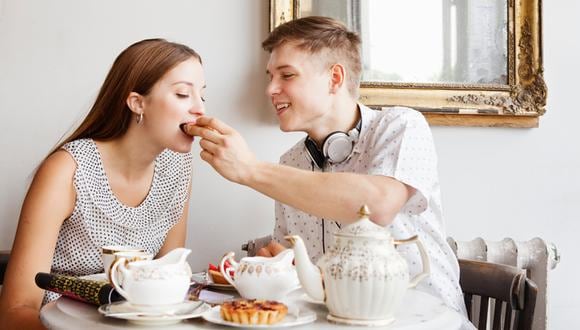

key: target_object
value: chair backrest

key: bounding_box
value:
[459,259,538,330]
[0,250,9,285]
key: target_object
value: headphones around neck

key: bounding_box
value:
[304,119,362,169]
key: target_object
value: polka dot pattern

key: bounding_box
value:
[273,105,467,317]
[43,138,192,304]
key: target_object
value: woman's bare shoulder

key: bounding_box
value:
[19,150,78,225]
[38,150,77,177]
[31,150,77,193]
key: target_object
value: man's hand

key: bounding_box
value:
[184,116,258,185]
[256,240,287,257]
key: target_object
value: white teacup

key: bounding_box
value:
[101,246,145,277]
[109,250,154,284]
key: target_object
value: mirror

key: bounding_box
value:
[270,0,547,127]
[303,0,508,85]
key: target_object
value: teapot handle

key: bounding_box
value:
[394,235,431,288]
[219,252,238,287]
[109,257,131,301]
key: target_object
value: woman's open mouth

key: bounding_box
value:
[179,123,195,141]
[179,123,188,134]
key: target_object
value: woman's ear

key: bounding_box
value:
[329,63,346,94]
[126,92,145,115]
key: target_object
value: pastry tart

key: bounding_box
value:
[220,299,288,325]
[208,269,229,285]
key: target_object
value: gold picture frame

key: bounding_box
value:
[269,0,546,128]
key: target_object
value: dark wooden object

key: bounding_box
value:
[459,259,538,330]
[0,250,9,284]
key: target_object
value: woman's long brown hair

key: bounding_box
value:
[50,38,201,154]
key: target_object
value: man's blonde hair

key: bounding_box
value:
[262,16,361,98]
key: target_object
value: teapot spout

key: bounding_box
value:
[285,235,325,302]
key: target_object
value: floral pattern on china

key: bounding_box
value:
[220,249,300,301]
[131,264,191,281]
[235,257,295,276]
[287,205,431,326]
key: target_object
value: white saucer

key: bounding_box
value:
[299,293,324,305]
[327,313,395,326]
[79,273,108,282]
[202,305,316,328]
[285,289,324,306]
[98,300,209,325]
[191,271,236,291]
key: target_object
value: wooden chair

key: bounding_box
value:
[459,259,538,330]
[0,250,9,285]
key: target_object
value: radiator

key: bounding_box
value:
[447,237,560,330]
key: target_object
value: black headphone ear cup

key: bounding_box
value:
[305,138,325,169]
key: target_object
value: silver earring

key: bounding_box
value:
[136,113,143,124]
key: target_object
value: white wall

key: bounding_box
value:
[0,0,576,327]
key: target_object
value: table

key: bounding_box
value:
[40,288,465,329]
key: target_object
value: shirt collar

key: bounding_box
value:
[352,103,372,155]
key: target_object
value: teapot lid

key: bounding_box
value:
[335,205,391,240]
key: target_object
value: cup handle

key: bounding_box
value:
[110,257,131,301]
[394,235,431,288]
[219,252,237,287]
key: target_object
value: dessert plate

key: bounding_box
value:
[202,305,316,328]
[285,289,324,306]
[98,300,209,325]
[191,271,236,291]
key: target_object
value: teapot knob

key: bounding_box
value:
[358,205,371,218]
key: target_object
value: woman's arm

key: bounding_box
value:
[0,151,76,329]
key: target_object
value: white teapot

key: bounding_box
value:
[110,248,192,307]
[287,205,430,326]
[220,249,300,301]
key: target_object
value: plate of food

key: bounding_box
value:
[202,299,316,328]
[191,260,236,291]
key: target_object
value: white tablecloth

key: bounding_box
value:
[40,288,464,329]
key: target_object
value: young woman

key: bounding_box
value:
[0,38,205,328]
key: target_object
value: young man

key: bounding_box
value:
[185,16,469,320]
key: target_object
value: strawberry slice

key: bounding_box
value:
[208,263,219,272]
[209,260,235,280]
